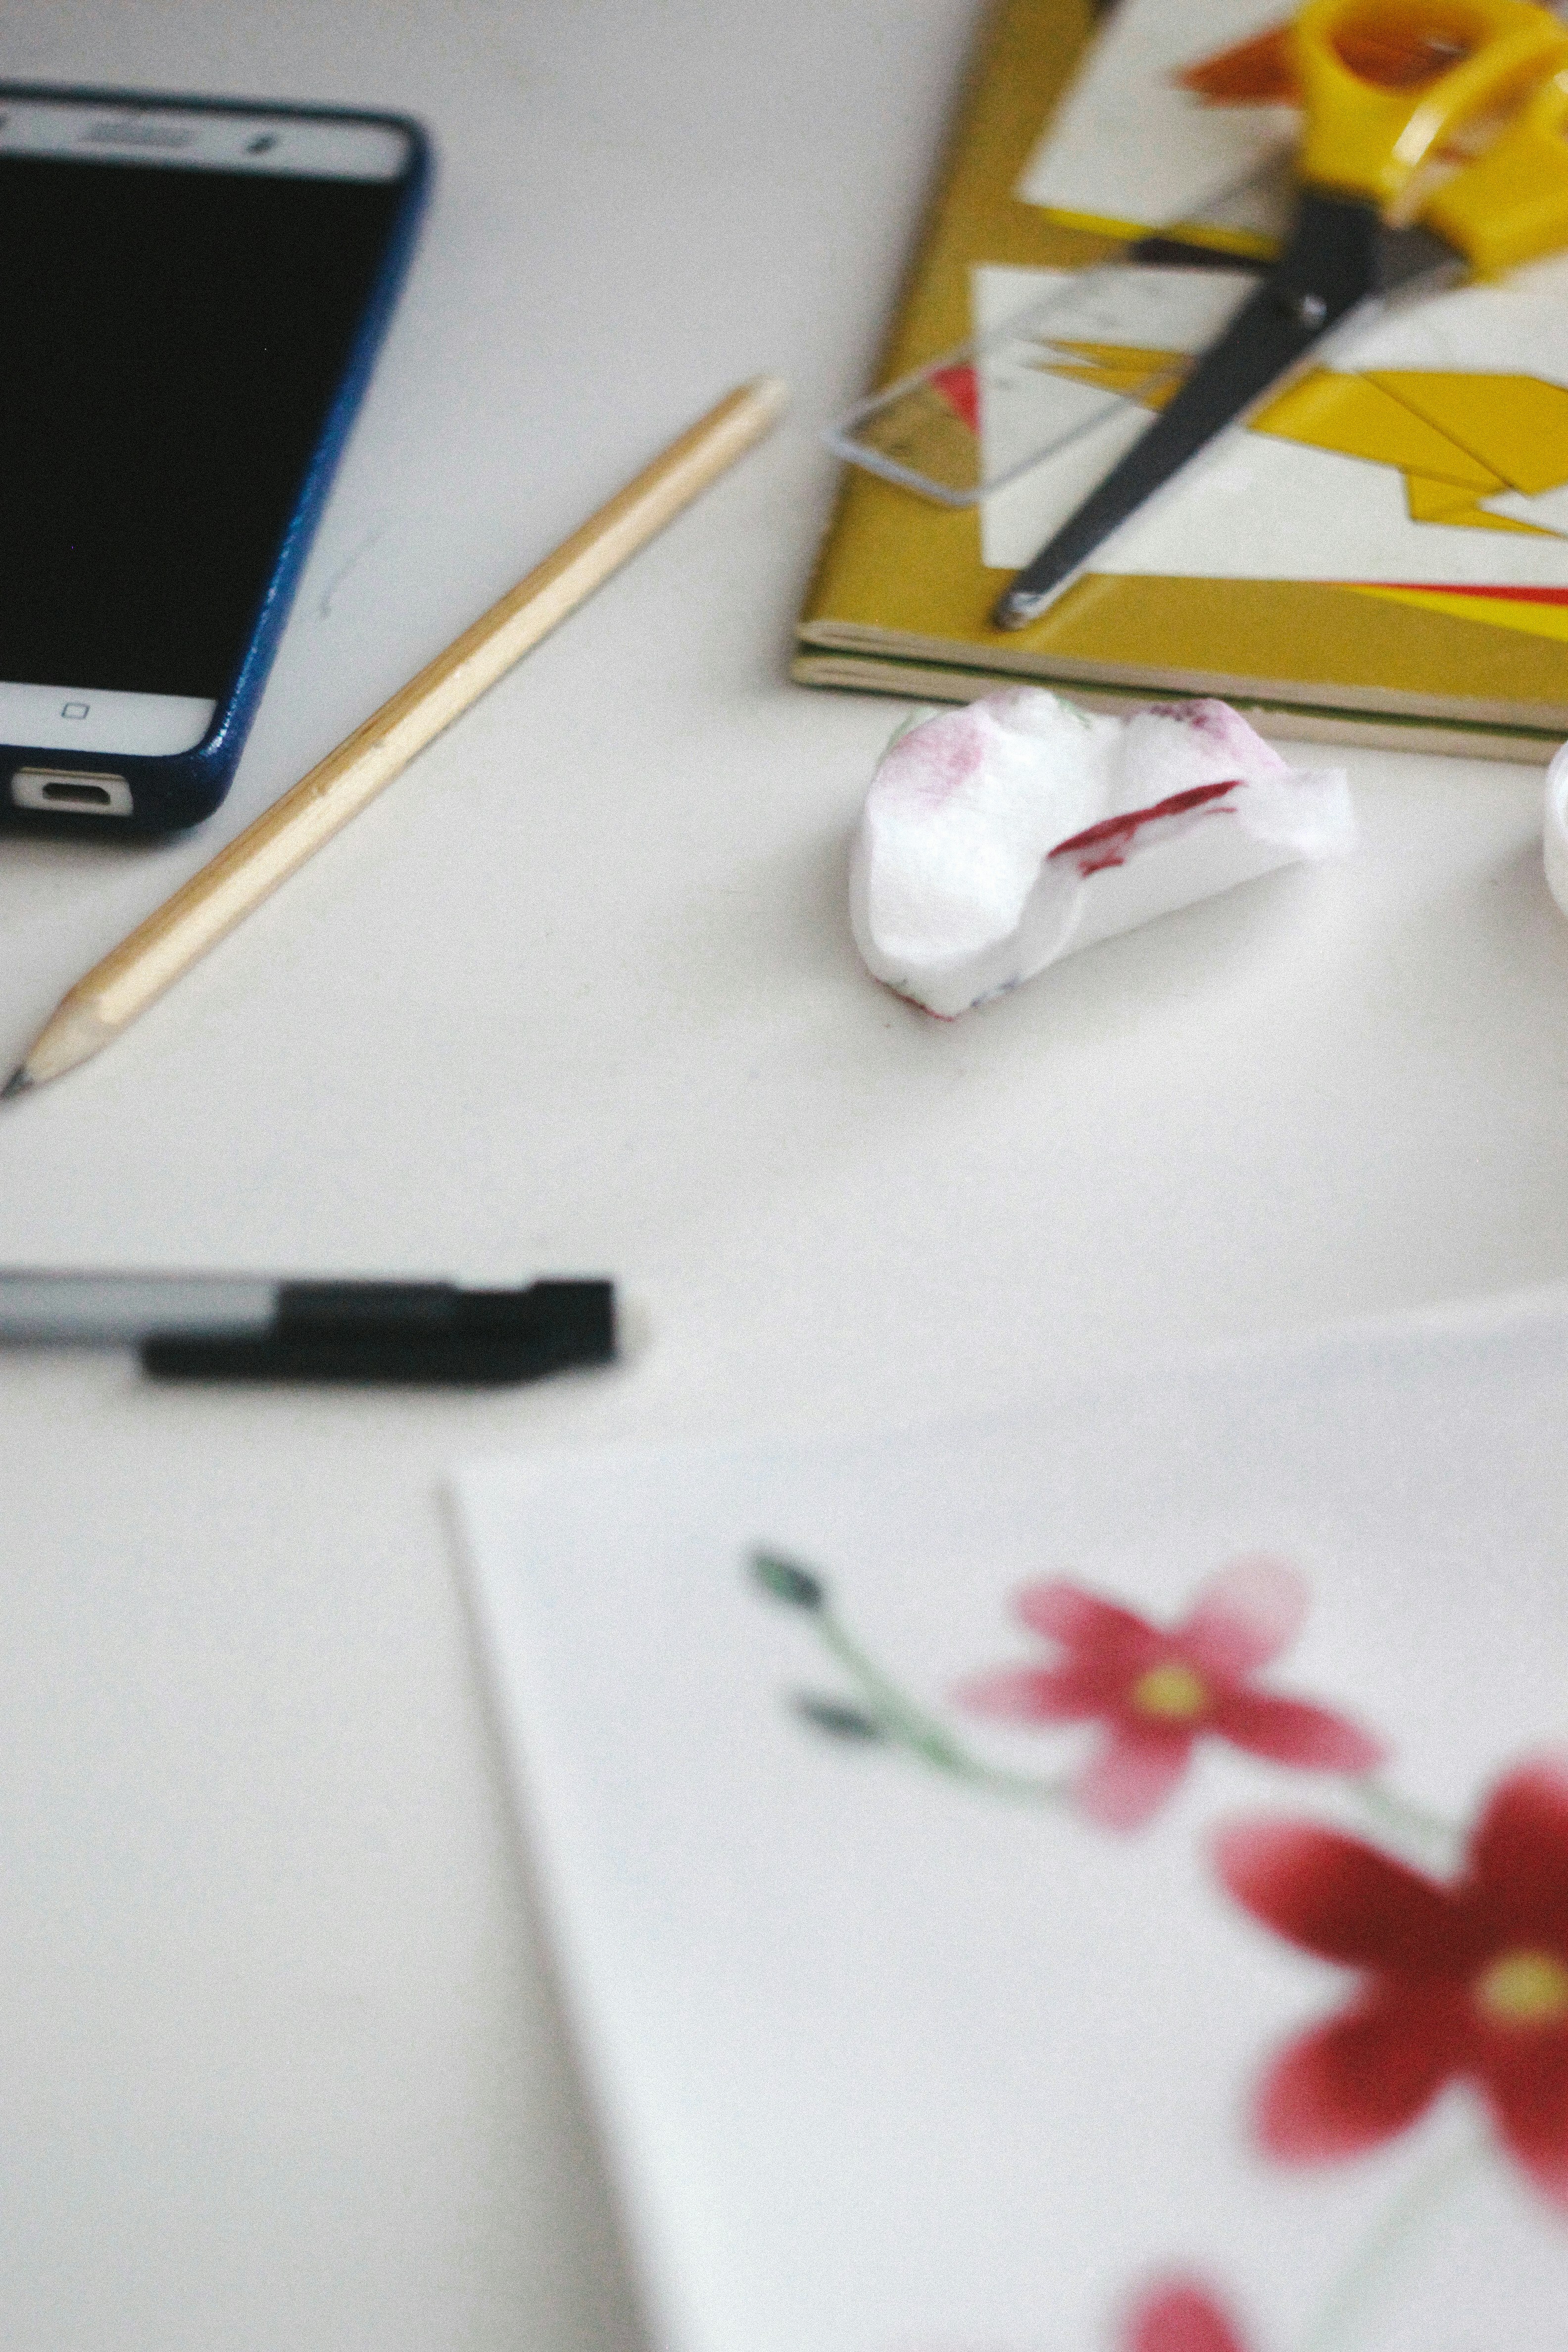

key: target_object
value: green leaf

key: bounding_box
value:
[749,1551,825,1610]
[792,1694,886,1741]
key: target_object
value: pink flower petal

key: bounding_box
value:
[1176,1557,1306,1678]
[1253,1982,1464,2159]
[1077,1723,1193,1831]
[1484,2030,1568,2210]
[1125,2279,1252,2352]
[1015,1579,1161,1669]
[1216,1820,1464,1969]
[954,1666,1105,1723]
[1468,1758,1568,1935]
[1211,1689,1385,1775]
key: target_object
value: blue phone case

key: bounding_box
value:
[0,85,431,835]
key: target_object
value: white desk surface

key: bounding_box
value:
[4,3,1568,2346]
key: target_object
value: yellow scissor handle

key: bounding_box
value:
[1422,66,1568,268]
[1292,0,1568,207]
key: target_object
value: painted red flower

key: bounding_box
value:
[1218,1758,1568,2206]
[957,1559,1384,1831]
[1124,2279,1252,2352]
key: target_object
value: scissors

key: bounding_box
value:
[992,0,1568,630]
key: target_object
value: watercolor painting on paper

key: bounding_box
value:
[454,1300,1568,2352]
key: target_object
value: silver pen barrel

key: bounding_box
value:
[0,1273,276,1343]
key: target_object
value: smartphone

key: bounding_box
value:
[0,86,429,834]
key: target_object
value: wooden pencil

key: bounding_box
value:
[4,375,788,1099]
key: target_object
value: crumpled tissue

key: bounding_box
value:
[850,688,1356,1018]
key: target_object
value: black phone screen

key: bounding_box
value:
[0,142,408,700]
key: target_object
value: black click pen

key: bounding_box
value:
[0,1272,616,1385]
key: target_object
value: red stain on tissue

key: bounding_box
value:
[880,709,990,807]
[1049,780,1238,877]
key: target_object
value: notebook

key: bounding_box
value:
[453,1290,1568,2352]
[795,0,1568,762]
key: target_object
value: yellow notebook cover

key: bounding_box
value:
[795,0,1568,760]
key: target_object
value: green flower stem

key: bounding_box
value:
[1295,2129,1482,2352]
[1353,1775,1464,1862]
[813,1605,1068,1802]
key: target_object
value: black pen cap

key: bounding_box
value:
[141,1278,617,1385]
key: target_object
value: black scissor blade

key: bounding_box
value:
[992,194,1389,630]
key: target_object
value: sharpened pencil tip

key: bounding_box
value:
[745,373,790,423]
[1,1065,33,1101]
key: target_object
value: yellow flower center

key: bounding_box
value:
[1473,1948,1568,2029]
[1130,1661,1210,1721]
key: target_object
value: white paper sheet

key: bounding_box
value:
[453,1298,1568,2352]
[1014,0,1296,242]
